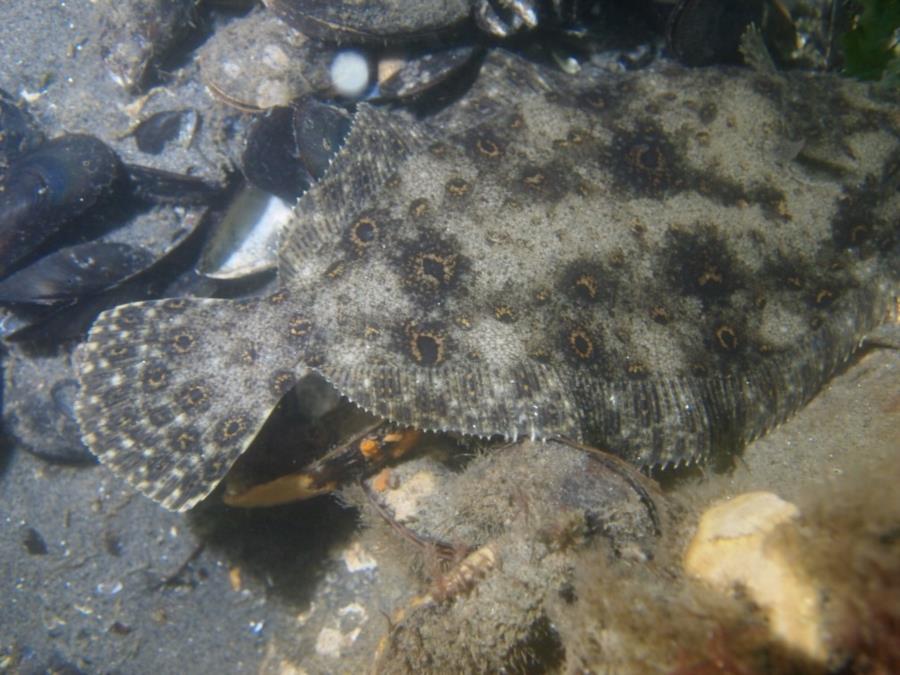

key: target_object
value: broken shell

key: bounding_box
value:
[198,185,294,279]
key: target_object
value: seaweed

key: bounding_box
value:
[842,0,900,84]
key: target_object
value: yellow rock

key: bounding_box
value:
[684,491,827,663]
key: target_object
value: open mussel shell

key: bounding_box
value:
[203,95,351,280]
[0,134,120,278]
[242,95,351,201]
[0,242,154,306]
[263,0,471,45]
[210,95,351,279]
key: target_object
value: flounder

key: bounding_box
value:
[75,50,899,510]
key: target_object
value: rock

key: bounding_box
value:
[684,491,828,662]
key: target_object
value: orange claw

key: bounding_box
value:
[223,473,336,508]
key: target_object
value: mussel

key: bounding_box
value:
[0,116,220,335]
[0,242,154,306]
[101,0,202,92]
[195,95,353,280]
[0,134,120,277]
[265,0,601,43]
[377,44,482,101]
[242,95,352,201]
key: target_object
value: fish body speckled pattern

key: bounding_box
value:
[76,50,899,511]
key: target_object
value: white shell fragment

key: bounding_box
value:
[198,186,294,280]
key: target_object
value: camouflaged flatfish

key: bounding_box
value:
[75,50,899,511]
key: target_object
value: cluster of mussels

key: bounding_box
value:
[0,55,234,459]
[0,93,218,336]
